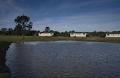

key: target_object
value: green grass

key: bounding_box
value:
[0,73,10,78]
[0,35,120,43]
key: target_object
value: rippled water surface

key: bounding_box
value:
[6,41,120,78]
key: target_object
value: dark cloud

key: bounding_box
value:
[0,0,120,31]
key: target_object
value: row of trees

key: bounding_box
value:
[1,27,120,37]
[0,28,39,36]
[43,27,120,37]
[0,15,120,37]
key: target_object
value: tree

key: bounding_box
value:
[14,15,33,37]
[14,24,23,35]
[54,31,61,36]
[69,30,75,33]
[44,27,50,32]
[60,31,69,37]
[8,28,13,35]
[1,28,7,35]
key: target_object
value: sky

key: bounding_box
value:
[0,0,120,32]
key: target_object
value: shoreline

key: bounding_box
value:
[0,36,120,43]
[0,42,11,78]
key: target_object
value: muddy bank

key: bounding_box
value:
[0,42,11,78]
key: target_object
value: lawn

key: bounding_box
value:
[0,73,11,78]
[0,35,120,43]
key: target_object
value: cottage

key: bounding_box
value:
[38,33,54,37]
[106,34,120,37]
[70,33,87,37]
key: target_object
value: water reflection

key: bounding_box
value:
[6,41,120,78]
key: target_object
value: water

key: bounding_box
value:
[6,41,120,78]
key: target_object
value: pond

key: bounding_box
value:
[6,41,120,78]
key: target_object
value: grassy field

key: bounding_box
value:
[0,73,11,78]
[0,35,120,43]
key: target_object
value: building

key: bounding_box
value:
[70,33,87,37]
[38,32,54,37]
[106,34,120,37]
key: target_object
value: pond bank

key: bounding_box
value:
[0,36,120,43]
[0,42,11,78]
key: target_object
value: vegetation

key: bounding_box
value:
[1,27,120,38]
[0,73,10,78]
[0,42,11,78]
[14,15,33,37]
[44,27,50,32]
[0,36,120,43]
[0,15,120,43]
[1,15,120,78]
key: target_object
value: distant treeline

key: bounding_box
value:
[0,27,120,37]
[0,28,39,36]
[1,15,120,38]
